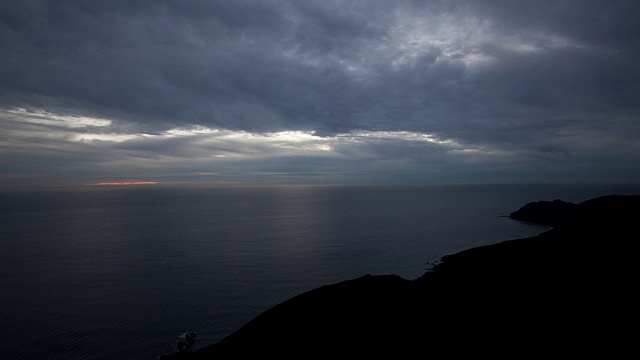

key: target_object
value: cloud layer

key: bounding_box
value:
[1,0,639,186]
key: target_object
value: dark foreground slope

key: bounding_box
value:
[179,195,638,359]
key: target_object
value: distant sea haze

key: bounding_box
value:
[1,183,638,359]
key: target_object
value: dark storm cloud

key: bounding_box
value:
[3,0,638,131]
[0,1,389,131]
[1,0,639,185]
[466,0,640,51]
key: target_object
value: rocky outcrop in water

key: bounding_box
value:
[508,198,580,227]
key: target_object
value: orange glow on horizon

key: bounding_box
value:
[88,181,159,186]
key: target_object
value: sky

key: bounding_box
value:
[1,0,639,187]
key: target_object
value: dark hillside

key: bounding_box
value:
[171,195,638,359]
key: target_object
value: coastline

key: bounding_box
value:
[169,194,638,358]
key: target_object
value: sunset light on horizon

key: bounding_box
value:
[87,181,159,186]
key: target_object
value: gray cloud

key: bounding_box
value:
[1,0,639,186]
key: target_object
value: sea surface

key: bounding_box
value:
[1,183,638,359]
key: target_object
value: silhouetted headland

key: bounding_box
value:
[169,194,638,358]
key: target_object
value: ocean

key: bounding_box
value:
[1,183,638,359]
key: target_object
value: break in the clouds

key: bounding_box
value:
[1,0,639,186]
